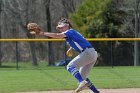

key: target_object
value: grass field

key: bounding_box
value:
[0,63,140,93]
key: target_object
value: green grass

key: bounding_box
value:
[0,63,140,93]
[90,66,140,88]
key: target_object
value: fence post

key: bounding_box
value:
[15,41,19,70]
[134,0,139,66]
[111,41,114,68]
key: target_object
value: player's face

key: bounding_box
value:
[57,25,69,32]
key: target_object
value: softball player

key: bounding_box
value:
[40,18,100,93]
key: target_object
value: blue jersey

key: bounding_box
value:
[63,29,93,53]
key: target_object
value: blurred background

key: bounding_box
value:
[0,0,140,67]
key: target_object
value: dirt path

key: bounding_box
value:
[18,88,140,93]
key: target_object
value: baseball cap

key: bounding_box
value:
[56,18,72,29]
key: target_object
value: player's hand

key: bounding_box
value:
[66,47,73,57]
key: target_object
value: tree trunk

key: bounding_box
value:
[29,42,38,66]
[0,0,83,65]
[26,0,38,66]
[45,0,55,65]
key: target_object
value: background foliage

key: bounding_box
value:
[0,0,140,66]
[70,0,139,66]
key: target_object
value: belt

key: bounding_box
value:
[81,47,92,52]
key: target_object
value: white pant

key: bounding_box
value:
[67,48,98,80]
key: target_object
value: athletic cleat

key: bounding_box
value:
[75,80,88,93]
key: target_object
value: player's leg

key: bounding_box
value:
[67,53,90,83]
[79,64,100,93]
[79,49,100,93]
[67,48,98,92]
[67,48,94,83]
[86,78,100,93]
[67,53,91,92]
[67,65,84,83]
[67,62,88,93]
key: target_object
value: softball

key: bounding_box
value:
[67,52,73,57]
[30,31,36,34]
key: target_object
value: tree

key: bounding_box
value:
[0,0,84,66]
[70,0,114,65]
[45,0,83,65]
[70,0,135,66]
[45,0,55,65]
[2,0,38,66]
[26,0,38,66]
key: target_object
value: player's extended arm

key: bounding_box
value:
[43,32,66,38]
[27,23,66,38]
